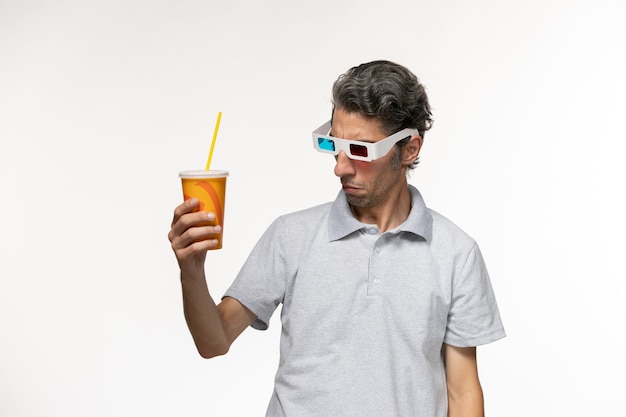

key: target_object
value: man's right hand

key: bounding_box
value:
[168,198,223,275]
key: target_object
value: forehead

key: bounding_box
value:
[331,108,386,142]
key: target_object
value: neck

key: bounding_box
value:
[351,179,412,233]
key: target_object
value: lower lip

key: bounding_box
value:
[342,185,360,194]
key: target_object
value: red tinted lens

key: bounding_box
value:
[349,144,368,158]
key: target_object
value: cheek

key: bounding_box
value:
[353,160,389,180]
[353,160,376,172]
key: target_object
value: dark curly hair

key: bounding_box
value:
[331,60,433,169]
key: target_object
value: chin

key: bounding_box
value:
[346,195,375,208]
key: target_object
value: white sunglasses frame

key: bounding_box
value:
[312,120,420,162]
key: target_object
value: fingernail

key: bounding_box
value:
[188,198,198,206]
[207,212,216,221]
[214,225,222,232]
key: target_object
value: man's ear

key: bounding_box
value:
[403,135,423,165]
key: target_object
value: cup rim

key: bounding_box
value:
[179,170,229,178]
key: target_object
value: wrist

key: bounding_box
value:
[179,265,206,283]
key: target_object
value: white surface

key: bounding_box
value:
[1,0,624,416]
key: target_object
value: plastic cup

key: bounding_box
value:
[179,170,229,250]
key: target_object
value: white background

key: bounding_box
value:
[1,0,625,416]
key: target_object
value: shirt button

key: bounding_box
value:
[374,246,381,253]
[367,228,377,235]
[373,277,381,285]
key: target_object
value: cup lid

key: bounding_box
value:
[179,170,229,178]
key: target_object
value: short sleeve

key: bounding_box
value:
[223,217,290,330]
[444,243,506,347]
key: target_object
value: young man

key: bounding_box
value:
[169,60,505,417]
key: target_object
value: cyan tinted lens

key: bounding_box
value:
[349,144,368,158]
[318,138,335,152]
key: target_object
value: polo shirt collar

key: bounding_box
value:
[328,184,433,241]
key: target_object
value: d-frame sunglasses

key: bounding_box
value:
[312,120,420,162]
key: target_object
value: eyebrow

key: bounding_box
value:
[328,130,376,144]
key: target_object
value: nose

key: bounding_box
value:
[334,151,356,177]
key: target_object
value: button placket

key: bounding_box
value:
[367,233,386,295]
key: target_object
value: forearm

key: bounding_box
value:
[447,386,484,417]
[180,269,229,358]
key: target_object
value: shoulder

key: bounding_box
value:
[260,202,333,244]
[275,201,333,227]
[427,209,477,253]
[246,201,334,262]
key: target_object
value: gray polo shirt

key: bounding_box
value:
[224,185,505,417]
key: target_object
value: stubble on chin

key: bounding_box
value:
[346,194,373,208]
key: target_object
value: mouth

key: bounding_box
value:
[341,183,361,194]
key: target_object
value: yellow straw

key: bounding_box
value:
[205,111,222,170]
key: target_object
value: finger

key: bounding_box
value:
[185,237,220,252]
[173,238,217,268]
[169,210,218,243]
[170,223,222,250]
[172,235,220,266]
[171,198,199,227]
